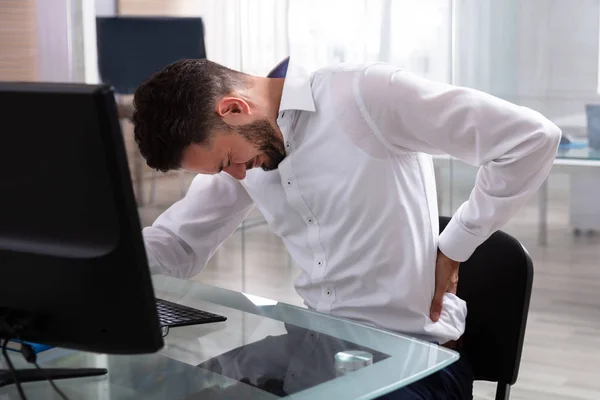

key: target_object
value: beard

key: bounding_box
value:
[237,119,286,171]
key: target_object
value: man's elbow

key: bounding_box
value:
[543,121,562,151]
[531,119,561,162]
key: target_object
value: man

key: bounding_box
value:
[133,57,561,399]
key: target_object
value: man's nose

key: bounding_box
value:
[223,163,247,180]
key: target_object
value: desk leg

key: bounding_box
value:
[538,178,548,246]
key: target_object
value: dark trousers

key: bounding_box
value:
[377,349,473,400]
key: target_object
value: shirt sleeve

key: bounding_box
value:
[356,64,561,262]
[143,173,254,278]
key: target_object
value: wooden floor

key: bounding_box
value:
[139,171,600,400]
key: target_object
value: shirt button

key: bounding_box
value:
[317,260,323,267]
[286,180,293,186]
[325,289,332,297]
[285,141,291,149]
[307,217,314,224]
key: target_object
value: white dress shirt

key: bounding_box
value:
[143,58,561,344]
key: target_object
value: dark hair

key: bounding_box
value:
[132,59,246,172]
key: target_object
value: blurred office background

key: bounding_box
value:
[2,0,600,398]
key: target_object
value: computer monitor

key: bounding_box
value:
[0,82,164,357]
[96,16,206,94]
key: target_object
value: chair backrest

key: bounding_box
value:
[96,16,206,95]
[439,216,533,385]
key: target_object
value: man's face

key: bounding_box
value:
[181,118,286,180]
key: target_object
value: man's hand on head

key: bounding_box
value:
[430,250,460,322]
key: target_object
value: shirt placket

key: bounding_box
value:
[277,113,334,312]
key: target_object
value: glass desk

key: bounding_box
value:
[433,141,600,245]
[556,141,600,161]
[537,141,600,245]
[0,276,458,399]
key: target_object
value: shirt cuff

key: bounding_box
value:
[438,209,489,262]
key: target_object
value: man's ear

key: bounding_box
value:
[217,97,251,126]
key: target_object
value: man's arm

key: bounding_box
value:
[143,173,254,279]
[356,64,561,262]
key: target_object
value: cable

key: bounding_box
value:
[33,361,69,400]
[17,337,70,400]
[1,338,28,400]
[2,318,69,400]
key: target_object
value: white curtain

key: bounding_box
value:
[88,0,600,135]
[83,0,452,80]
[63,0,600,128]
[286,0,451,82]
[193,0,452,81]
[172,0,289,75]
[455,0,600,134]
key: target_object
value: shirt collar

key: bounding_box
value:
[267,57,316,113]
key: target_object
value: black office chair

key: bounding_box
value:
[439,216,534,400]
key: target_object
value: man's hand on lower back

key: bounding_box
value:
[430,250,460,322]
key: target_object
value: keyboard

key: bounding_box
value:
[155,298,227,328]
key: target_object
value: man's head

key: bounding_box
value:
[133,59,285,180]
